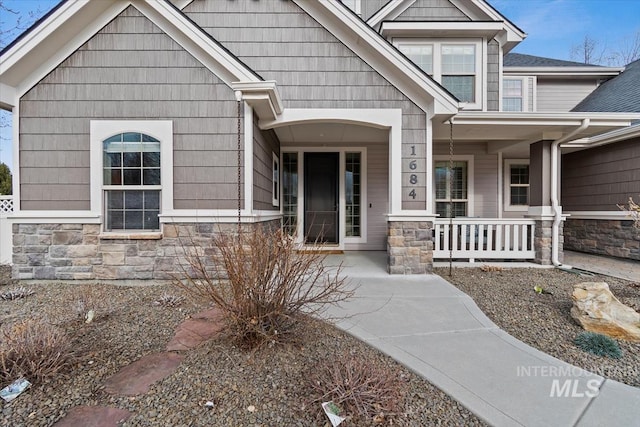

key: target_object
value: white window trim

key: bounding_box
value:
[272,152,280,207]
[394,38,484,110]
[502,76,529,112]
[90,120,173,233]
[281,147,368,248]
[433,155,474,217]
[504,159,529,212]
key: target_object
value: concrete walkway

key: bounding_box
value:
[564,250,640,282]
[326,252,640,427]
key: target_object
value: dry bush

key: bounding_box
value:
[174,226,352,348]
[480,265,505,272]
[618,196,640,229]
[0,319,74,387]
[0,287,34,300]
[153,292,185,308]
[70,286,114,323]
[307,354,408,422]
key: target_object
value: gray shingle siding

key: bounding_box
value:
[20,7,242,211]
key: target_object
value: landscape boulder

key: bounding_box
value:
[571,282,640,342]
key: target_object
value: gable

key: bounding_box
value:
[19,6,241,211]
[184,0,427,112]
[396,0,470,21]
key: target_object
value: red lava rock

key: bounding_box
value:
[53,406,131,427]
[166,307,225,351]
[104,352,184,396]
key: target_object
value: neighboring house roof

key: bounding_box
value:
[572,59,640,112]
[504,53,597,68]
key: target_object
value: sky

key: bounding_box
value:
[1,0,640,168]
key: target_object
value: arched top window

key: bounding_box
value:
[103,132,161,231]
[103,132,161,186]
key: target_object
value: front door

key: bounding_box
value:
[304,152,338,243]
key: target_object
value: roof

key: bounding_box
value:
[572,59,640,112]
[504,53,600,68]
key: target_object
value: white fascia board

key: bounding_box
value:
[1,0,261,98]
[451,111,640,126]
[295,0,459,115]
[380,21,503,39]
[504,67,622,77]
[0,83,16,110]
[134,0,260,85]
[1,0,125,92]
[367,0,416,29]
[450,0,526,41]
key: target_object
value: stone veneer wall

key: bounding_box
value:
[564,219,639,261]
[532,219,564,265]
[12,222,280,280]
[387,221,433,274]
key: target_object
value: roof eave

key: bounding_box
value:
[504,66,623,77]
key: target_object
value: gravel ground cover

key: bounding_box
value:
[435,266,640,388]
[0,265,485,426]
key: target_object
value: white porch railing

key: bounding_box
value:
[0,195,14,264]
[433,218,536,262]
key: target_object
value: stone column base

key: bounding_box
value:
[387,221,434,274]
[532,219,564,265]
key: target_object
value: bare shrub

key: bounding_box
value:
[0,319,73,386]
[618,196,640,229]
[0,287,34,300]
[307,354,407,422]
[70,286,114,323]
[153,292,185,308]
[174,226,352,348]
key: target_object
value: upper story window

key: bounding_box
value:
[103,133,161,231]
[502,77,534,112]
[503,78,523,111]
[441,45,476,103]
[340,0,361,15]
[396,39,482,109]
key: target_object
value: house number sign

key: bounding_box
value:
[403,143,425,205]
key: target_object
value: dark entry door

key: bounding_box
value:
[304,153,339,243]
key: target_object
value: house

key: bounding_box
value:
[0,0,638,280]
[561,58,640,261]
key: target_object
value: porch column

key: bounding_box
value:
[527,140,563,265]
[387,217,435,274]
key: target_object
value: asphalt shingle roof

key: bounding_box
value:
[572,59,640,112]
[504,53,600,68]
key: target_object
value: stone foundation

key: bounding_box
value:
[564,219,639,261]
[387,221,433,274]
[12,221,280,280]
[532,219,564,265]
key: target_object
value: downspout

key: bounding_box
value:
[550,118,590,267]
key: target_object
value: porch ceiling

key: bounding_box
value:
[275,122,389,144]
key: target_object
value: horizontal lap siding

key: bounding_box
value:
[184,0,426,215]
[562,138,640,210]
[19,7,240,211]
[396,0,470,21]
[434,142,498,217]
[253,121,280,211]
[537,79,598,112]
